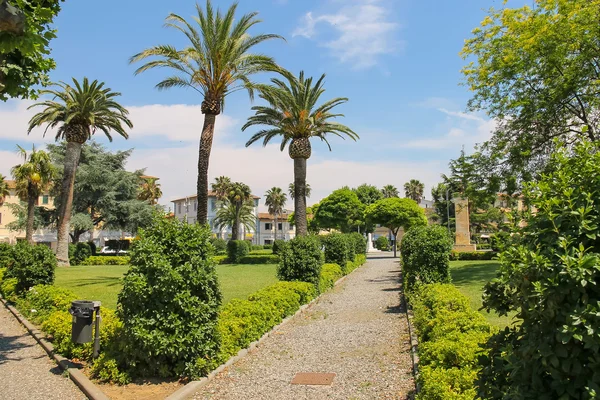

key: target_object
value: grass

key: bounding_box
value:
[54,263,279,309]
[450,260,516,328]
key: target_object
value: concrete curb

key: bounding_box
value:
[0,297,111,400]
[166,258,366,400]
[399,275,420,395]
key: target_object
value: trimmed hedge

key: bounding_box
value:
[277,235,323,288]
[237,255,279,264]
[8,242,57,293]
[263,244,273,249]
[213,255,228,265]
[408,284,494,400]
[227,240,249,263]
[80,256,130,265]
[272,240,286,255]
[69,242,92,265]
[319,263,344,292]
[250,245,264,251]
[347,232,367,255]
[375,236,389,251]
[323,233,352,273]
[449,251,497,261]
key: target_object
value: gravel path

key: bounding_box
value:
[0,302,84,400]
[193,253,415,400]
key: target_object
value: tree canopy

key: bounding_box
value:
[313,188,364,233]
[353,184,382,206]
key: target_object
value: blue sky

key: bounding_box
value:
[0,0,520,209]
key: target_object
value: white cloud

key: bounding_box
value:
[0,150,22,178]
[293,0,400,69]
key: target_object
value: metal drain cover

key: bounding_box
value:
[291,372,336,385]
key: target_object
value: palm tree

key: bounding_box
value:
[215,181,253,240]
[243,70,358,236]
[381,184,399,198]
[288,182,311,200]
[0,174,10,205]
[213,198,255,241]
[138,177,162,205]
[28,78,132,266]
[212,176,232,200]
[264,187,287,240]
[130,1,282,226]
[404,179,425,203]
[10,145,56,244]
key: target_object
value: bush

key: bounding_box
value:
[1,277,17,301]
[250,245,264,251]
[218,281,316,361]
[319,263,343,292]
[118,214,222,379]
[272,240,286,255]
[69,242,92,265]
[210,237,227,254]
[277,235,323,288]
[401,225,453,290]
[347,232,367,255]
[80,256,130,266]
[323,233,352,273]
[88,241,97,256]
[263,244,273,249]
[475,243,491,250]
[237,255,279,264]
[213,255,228,265]
[9,243,56,293]
[15,285,77,324]
[227,240,249,263]
[450,251,497,261]
[0,243,14,269]
[417,366,478,400]
[375,236,389,251]
[489,231,510,252]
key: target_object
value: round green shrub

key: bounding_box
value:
[227,240,249,263]
[69,242,92,265]
[277,235,323,288]
[272,239,286,255]
[0,243,14,269]
[118,214,222,379]
[375,236,389,251]
[0,277,17,300]
[9,243,57,293]
[401,225,453,290]
[347,232,367,255]
[319,263,343,292]
[322,233,351,273]
[210,237,227,254]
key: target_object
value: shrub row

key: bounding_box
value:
[318,254,367,293]
[227,240,249,263]
[237,255,279,264]
[0,243,56,295]
[80,256,130,265]
[449,251,497,261]
[408,284,494,400]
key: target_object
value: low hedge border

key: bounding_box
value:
[450,251,497,261]
[80,256,130,266]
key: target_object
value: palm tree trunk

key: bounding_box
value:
[196,113,216,225]
[294,158,308,236]
[25,184,35,245]
[232,202,240,240]
[274,214,278,241]
[56,141,83,266]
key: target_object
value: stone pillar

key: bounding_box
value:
[453,196,476,252]
[367,233,376,252]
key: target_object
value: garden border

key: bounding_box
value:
[0,296,110,400]
[165,262,358,400]
[401,291,420,395]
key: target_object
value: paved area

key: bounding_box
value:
[193,253,415,400]
[0,302,84,400]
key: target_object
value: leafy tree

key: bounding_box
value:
[403,179,424,203]
[264,187,286,241]
[138,177,162,205]
[365,197,427,257]
[5,200,53,232]
[288,182,311,200]
[313,188,365,233]
[480,140,600,399]
[28,78,132,265]
[0,0,63,100]
[0,173,9,203]
[462,0,600,178]
[353,183,382,206]
[10,145,55,243]
[381,184,399,198]
[131,1,281,226]
[431,183,454,231]
[243,70,358,236]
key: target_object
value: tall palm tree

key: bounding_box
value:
[215,181,253,240]
[264,187,286,240]
[381,184,399,198]
[404,179,425,203]
[28,77,132,266]
[212,176,232,200]
[130,1,282,226]
[138,177,162,205]
[213,198,255,241]
[243,70,358,236]
[10,145,56,244]
[0,174,10,205]
[288,182,311,200]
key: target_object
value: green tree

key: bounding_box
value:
[0,0,63,100]
[138,177,162,205]
[288,182,311,200]
[131,1,281,226]
[0,173,10,204]
[313,188,364,233]
[212,176,232,200]
[264,187,286,241]
[431,183,454,231]
[212,181,254,240]
[28,80,132,265]
[381,184,399,198]
[461,0,600,177]
[403,179,424,203]
[243,70,358,236]
[353,183,382,206]
[365,197,427,257]
[10,145,55,243]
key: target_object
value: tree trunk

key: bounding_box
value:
[274,214,278,241]
[55,141,83,266]
[25,184,35,245]
[196,113,217,225]
[294,158,308,236]
[231,221,239,241]
[392,228,399,258]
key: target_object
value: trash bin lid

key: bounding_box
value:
[69,300,95,317]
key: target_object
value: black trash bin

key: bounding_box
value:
[69,300,95,344]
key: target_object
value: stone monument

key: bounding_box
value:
[453,196,476,252]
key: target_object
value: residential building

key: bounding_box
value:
[256,210,295,245]
[172,191,260,242]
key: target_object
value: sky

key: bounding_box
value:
[0,0,521,211]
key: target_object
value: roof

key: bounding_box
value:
[258,212,292,220]
[140,175,159,180]
[3,180,16,189]
[172,191,260,203]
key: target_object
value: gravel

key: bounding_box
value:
[193,253,415,400]
[0,302,84,400]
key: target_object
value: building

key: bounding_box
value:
[172,191,260,242]
[0,180,57,246]
[256,211,296,245]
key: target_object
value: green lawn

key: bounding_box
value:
[54,263,279,309]
[450,260,516,328]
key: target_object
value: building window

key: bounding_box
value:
[178,203,181,214]
[265,223,272,230]
[42,195,49,205]
[264,239,272,245]
[211,199,217,211]
[278,222,283,231]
